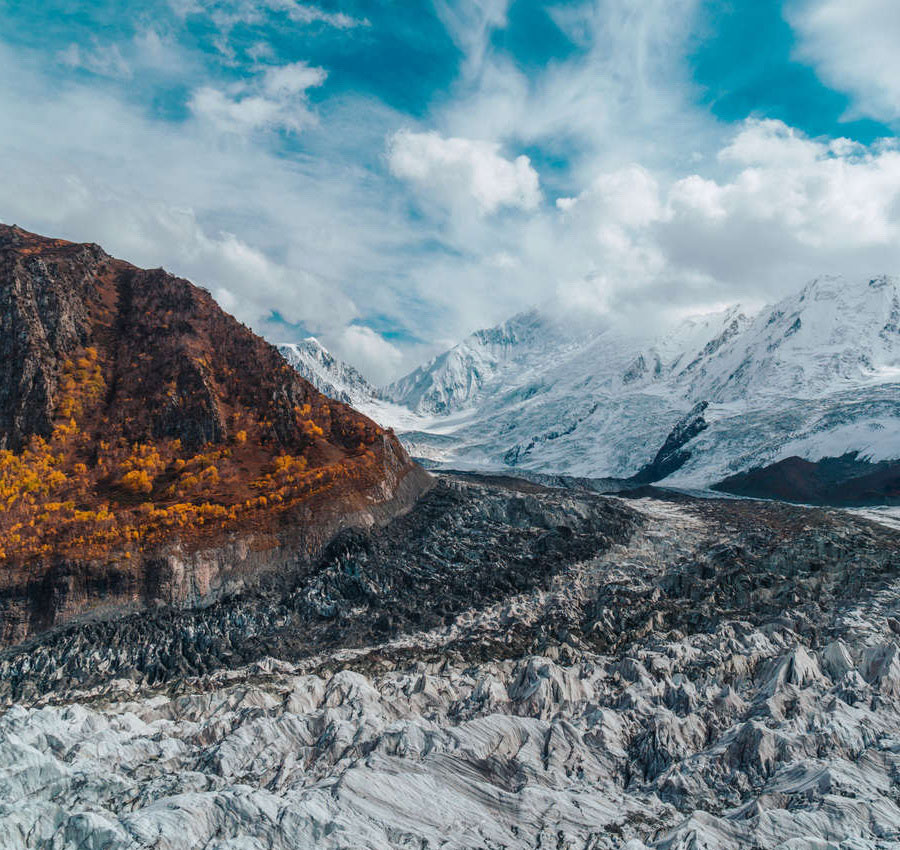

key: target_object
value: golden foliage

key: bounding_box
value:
[0,345,383,564]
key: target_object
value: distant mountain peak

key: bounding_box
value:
[277,337,378,408]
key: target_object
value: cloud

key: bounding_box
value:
[335,326,403,384]
[787,0,900,124]
[267,0,368,29]
[59,42,132,78]
[388,117,900,344]
[388,129,541,214]
[435,0,711,182]
[189,61,326,133]
[553,119,900,319]
[171,0,368,48]
[432,0,510,78]
[7,0,900,388]
[59,28,191,79]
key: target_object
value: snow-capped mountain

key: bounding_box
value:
[383,309,576,415]
[679,274,900,402]
[370,274,900,486]
[277,338,379,408]
[277,338,424,432]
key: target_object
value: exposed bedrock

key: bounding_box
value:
[0,459,430,647]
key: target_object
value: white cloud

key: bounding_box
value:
[558,119,900,316]
[267,0,368,29]
[59,29,192,79]
[335,326,403,384]
[189,61,326,133]
[388,129,541,214]
[59,42,132,78]
[171,0,367,50]
[432,0,510,78]
[393,117,900,342]
[8,0,900,389]
[436,0,712,182]
[787,0,900,124]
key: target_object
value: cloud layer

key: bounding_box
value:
[388,130,541,214]
[1,0,899,384]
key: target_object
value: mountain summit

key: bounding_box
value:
[0,224,428,643]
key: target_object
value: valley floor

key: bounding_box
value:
[1,475,899,849]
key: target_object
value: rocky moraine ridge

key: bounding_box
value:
[1,471,899,849]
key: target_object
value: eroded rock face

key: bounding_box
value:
[0,477,899,849]
[0,224,430,642]
[0,230,101,449]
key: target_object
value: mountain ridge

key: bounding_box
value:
[289,274,899,490]
[0,223,429,644]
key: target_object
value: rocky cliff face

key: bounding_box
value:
[0,224,429,644]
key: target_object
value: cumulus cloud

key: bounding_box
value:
[335,326,403,384]
[189,61,326,133]
[388,129,541,214]
[787,0,900,124]
[552,119,900,319]
[393,117,900,342]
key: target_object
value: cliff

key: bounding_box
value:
[0,224,430,643]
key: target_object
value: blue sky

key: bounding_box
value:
[2,0,900,381]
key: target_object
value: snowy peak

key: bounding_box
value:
[682,274,900,402]
[278,338,378,408]
[384,309,566,415]
[619,305,752,389]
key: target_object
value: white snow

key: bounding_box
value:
[351,274,900,487]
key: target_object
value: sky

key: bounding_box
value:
[2,0,900,383]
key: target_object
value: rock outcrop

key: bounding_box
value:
[0,224,430,644]
[713,451,900,505]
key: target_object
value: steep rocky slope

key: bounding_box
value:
[0,475,899,848]
[714,452,900,505]
[0,224,428,644]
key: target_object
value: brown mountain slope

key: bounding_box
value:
[0,224,429,643]
[712,453,900,506]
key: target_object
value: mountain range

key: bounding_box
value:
[282,274,900,497]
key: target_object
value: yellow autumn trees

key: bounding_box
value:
[0,344,383,565]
